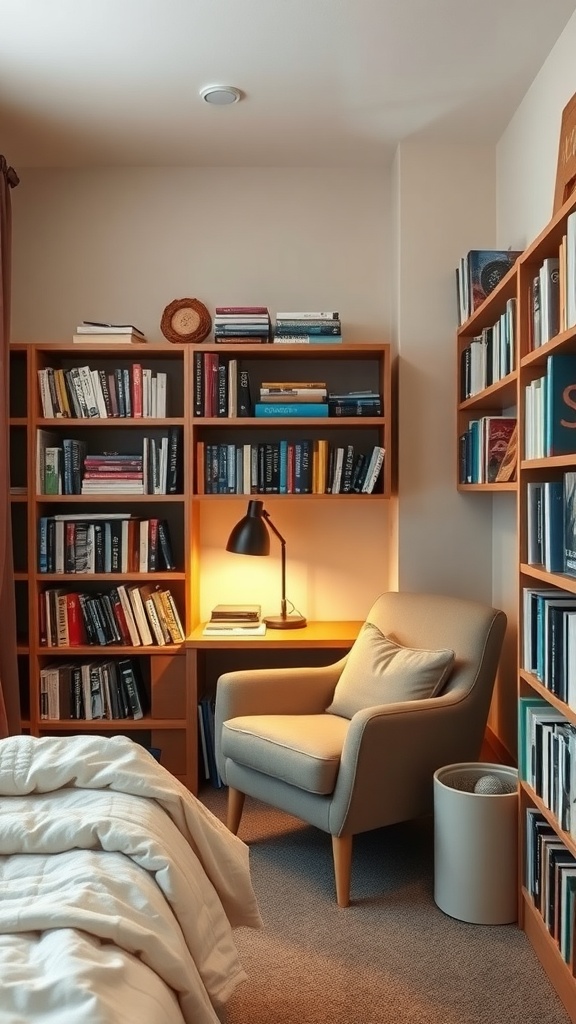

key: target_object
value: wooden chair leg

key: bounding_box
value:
[332,833,353,908]
[227,787,245,835]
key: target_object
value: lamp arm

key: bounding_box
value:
[262,510,288,618]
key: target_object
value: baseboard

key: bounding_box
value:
[481,726,516,767]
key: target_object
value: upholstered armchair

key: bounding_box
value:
[214,591,507,907]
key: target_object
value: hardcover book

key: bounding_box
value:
[254,402,328,417]
[544,353,576,456]
[466,250,523,315]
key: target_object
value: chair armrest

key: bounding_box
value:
[214,659,347,784]
[216,659,347,721]
[330,693,484,835]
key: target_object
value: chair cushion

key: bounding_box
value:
[221,713,349,795]
[326,622,455,719]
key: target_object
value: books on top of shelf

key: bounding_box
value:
[213,307,271,344]
[456,249,522,324]
[74,322,147,344]
[275,311,339,320]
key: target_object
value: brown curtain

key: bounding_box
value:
[0,156,21,736]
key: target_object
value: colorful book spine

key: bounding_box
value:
[254,403,328,417]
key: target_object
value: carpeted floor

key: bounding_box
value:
[201,787,571,1024]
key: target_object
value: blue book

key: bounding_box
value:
[545,353,576,455]
[254,402,329,417]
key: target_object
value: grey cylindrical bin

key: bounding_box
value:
[433,762,518,924]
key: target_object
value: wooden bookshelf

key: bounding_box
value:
[9,340,393,794]
[457,191,576,1018]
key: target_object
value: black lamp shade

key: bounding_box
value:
[226,499,270,556]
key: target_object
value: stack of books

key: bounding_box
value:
[254,380,328,418]
[327,389,382,417]
[202,604,265,635]
[73,322,148,344]
[274,311,342,344]
[213,307,271,344]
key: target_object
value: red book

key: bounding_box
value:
[109,588,132,645]
[131,363,143,418]
[66,592,85,646]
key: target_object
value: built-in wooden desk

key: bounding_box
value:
[185,621,362,793]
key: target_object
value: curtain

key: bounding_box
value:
[0,156,21,736]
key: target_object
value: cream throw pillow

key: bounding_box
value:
[327,622,455,719]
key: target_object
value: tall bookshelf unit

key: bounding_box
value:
[457,192,576,1019]
[9,340,393,795]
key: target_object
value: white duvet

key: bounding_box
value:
[0,734,262,1024]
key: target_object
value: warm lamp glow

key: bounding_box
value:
[225,500,307,629]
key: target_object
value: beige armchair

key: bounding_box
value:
[214,591,507,907]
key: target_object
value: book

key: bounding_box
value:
[465,250,523,316]
[564,470,576,577]
[545,353,576,456]
[275,311,339,320]
[72,332,147,345]
[254,403,329,417]
[211,603,261,620]
[202,622,267,636]
[272,336,342,345]
[483,416,517,483]
[494,423,518,482]
[77,322,146,335]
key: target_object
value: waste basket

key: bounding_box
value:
[433,762,518,924]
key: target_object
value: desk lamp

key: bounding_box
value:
[226,499,307,629]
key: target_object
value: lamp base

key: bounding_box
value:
[264,614,307,630]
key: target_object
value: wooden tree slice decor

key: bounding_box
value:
[161,298,212,344]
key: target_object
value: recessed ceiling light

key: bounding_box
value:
[200,85,243,106]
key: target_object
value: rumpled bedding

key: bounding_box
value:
[0,734,262,1024]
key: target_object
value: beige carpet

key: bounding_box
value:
[201,787,570,1024]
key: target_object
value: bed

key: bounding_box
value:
[0,733,262,1024]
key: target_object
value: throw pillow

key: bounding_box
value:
[326,622,455,719]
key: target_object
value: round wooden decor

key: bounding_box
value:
[160,298,212,344]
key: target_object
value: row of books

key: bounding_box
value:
[519,697,576,834]
[524,807,576,968]
[455,249,522,326]
[524,353,576,459]
[38,513,175,575]
[529,212,576,349]
[38,363,166,419]
[37,429,182,495]
[40,657,148,721]
[198,696,223,788]
[522,586,576,707]
[459,297,516,399]
[196,441,385,495]
[526,475,576,576]
[458,416,517,485]
[40,583,185,649]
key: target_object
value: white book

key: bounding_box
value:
[156,372,167,418]
[139,520,149,572]
[37,369,54,418]
[90,369,108,418]
[561,211,569,327]
[142,368,152,417]
[331,447,344,494]
[202,622,267,636]
[116,585,141,647]
[77,365,99,418]
[362,446,385,493]
[126,586,154,646]
[142,592,167,646]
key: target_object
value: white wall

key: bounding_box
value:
[497,10,576,246]
[11,167,395,620]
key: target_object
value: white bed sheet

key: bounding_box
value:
[0,734,262,1024]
